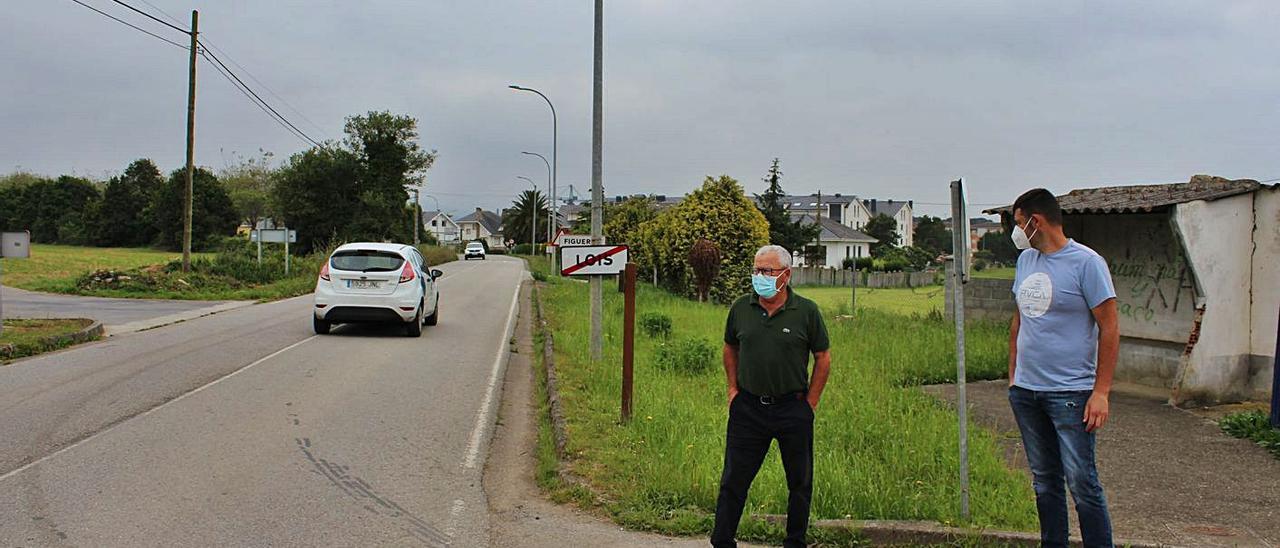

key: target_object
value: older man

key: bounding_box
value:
[711,244,832,548]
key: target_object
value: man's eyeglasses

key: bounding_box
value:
[752,267,788,276]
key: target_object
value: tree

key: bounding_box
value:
[635,175,769,303]
[571,203,610,235]
[754,158,819,255]
[501,189,550,246]
[7,176,101,244]
[272,147,362,254]
[221,149,276,230]
[864,214,900,257]
[343,111,437,244]
[95,159,164,247]
[979,229,1020,264]
[912,215,953,256]
[603,197,658,263]
[152,167,238,251]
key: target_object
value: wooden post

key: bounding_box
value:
[181,10,198,273]
[622,262,636,423]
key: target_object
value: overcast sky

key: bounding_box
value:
[3,1,1277,218]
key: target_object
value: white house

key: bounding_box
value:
[788,213,877,267]
[780,193,874,231]
[456,208,505,250]
[422,211,460,244]
[864,198,915,247]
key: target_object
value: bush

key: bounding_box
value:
[841,257,856,270]
[652,336,718,375]
[855,257,874,271]
[639,312,673,338]
[417,244,457,267]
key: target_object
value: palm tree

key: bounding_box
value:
[501,189,551,246]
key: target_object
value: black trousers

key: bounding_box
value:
[711,391,814,548]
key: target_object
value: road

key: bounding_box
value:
[0,255,526,547]
[0,286,250,334]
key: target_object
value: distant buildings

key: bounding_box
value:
[456,208,505,250]
[421,211,460,244]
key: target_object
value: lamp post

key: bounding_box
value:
[508,85,558,238]
[517,176,537,256]
[422,193,442,243]
[522,151,553,241]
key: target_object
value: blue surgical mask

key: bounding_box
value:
[752,273,780,298]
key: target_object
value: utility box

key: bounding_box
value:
[2,231,30,259]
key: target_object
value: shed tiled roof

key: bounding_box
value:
[790,213,878,243]
[456,209,503,234]
[984,175,1262,216]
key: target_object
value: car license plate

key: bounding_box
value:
[347,280,380,289]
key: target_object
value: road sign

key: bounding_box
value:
[2,231,30,258]
[560,245,627,276]
[554,232,603,247]
[250,229,297,243]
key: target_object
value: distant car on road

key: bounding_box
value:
[464,241,486,260]
[313,243,441,337]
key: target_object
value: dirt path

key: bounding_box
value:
[484,283,747,547]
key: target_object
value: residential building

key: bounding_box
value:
[788,213,877,267]
[422,211,460,244]
[456,208,505,250]
[778,193,874,230]
[864,198,915,247]
[969,217,1003,251]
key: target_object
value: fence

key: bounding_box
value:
[791,267,940,288]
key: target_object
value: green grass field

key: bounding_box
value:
[971,267,1016,280]
[798,285,946,317]
[528,258,1035,539]
[0,245,205,292]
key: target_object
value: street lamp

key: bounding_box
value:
[522,151,553,241]
[509,85,558,238]
[517,176,537,256]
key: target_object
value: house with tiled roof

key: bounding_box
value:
[456,208,505,250]
[788,213,877,267]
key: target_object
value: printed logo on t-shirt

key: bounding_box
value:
[1017,272,1053,318]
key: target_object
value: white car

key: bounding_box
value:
[313,242,441,337]
[463,241,486,260]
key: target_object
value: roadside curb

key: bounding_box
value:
[0,318,104,359]
[531,281,590,490]
[106,300,256,336]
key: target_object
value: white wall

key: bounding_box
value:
[1172,193,1258,404]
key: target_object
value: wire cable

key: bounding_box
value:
[109,0,189,34]
[200,49,319,148]
[199,44,325,149]
[68,0,188,50]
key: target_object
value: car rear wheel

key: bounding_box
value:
[425,296,439,326]
[405,302,423,337]
[313,316,331,335]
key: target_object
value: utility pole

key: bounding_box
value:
[182,10,198,273]
[589,0,605,361]
[411,187,421,246]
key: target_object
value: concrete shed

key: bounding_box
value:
[984,175,1278,406]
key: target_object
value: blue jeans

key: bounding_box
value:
[1008,386,1113,548]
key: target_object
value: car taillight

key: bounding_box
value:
[319,262,330,281]
[399,262,415,284]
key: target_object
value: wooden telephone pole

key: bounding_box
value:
[181,10,198,272]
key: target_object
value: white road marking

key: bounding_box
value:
[462,270,522,470]
[0,335,319,484]
[444,498,466,538]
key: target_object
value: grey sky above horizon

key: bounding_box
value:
[3,1,1277,219]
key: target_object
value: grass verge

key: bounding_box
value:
[1219,410,1280,460]
[0,318,98,362]
[799,284,946,317]
[527,257,1036,542]
[0,245,206,292]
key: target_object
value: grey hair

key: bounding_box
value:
[755,245,792,268]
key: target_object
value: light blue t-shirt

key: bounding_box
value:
[1013,239,1116,392]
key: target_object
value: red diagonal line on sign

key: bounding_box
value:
[561,246,626,275]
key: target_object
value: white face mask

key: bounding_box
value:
[1011,219,1038,250]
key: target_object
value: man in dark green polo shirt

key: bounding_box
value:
[711,244,832,548]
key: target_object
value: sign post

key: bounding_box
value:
[622,262,637,423]
[250,228,297,274]
[559,244,626,277]
[950,178,971,522]
[0,231,32,336]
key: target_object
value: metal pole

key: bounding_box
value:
[1271,305,1279,428]
[508,87,558,241]
[256,228,262,264]
[182,10,198,273]
[284,227,291,276]
[523,152,553,242]
[622,262,636,422]
[950,180,970,521]
[589,0,605,362]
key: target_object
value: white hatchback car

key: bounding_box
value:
[313,243,441,337]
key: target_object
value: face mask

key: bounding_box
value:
[1011,219,1038,250]
[752,272,781,298]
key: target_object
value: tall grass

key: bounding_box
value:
[531,257,1036,535]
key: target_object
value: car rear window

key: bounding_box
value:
[330,250,405,272]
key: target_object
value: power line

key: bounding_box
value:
[199,39,329,137]
[199,44,324,149]
[200,49,321,148]
[68,0,188,50]
[109,0,189,34]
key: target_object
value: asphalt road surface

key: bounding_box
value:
[1,286,247,334]
[0,256,526,547]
